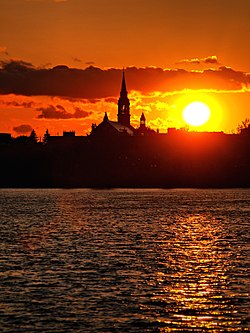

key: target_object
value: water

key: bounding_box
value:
[0,189,249,332]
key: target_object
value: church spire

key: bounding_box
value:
[120,68,127,98]
[103,112,109,122]
[118,69,130,127]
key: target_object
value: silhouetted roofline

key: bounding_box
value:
[108,120,134,135]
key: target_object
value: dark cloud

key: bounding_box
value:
[85,61,95,65]
[217,66,249,84]
[52,65,69,70]
[0,60,249,100]
[88,98,101,104]
[4,100,34,108]
[73,107,90,118]
[104,97,117,103]
[204,56,219,64]
[0,60,34,72]
[13,124,33,134]
[37,104,91,119]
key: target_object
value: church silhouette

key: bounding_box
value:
[90,69,155,138]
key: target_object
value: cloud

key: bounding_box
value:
[0,59,34,72]
[73,57,82,63]
[177,58,200,65]
[3,100,34,108]
[104,97,117,103]
[37,104,91,119]
[1,59,249,100]
[73,107,91,118]
[204,56,219,64]
[52,64,69,70]
[177,56,219,65]
[13,124,33,134]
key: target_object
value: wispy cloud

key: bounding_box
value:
[177,56,219,65]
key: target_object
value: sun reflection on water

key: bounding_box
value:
[146,214,243,331]
[0,189,249,332]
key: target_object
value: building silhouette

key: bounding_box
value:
[0,68,249,188]
[0,133,12,144]
[90,69,153,138]
[118,69,131,127]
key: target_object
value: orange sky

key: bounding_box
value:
[1,0,250,137]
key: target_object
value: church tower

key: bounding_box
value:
[118,69,130,127]
[140,113,146,129]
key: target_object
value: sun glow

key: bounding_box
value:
[183,102,211,126]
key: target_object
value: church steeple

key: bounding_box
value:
[118,69,130,127]
[121,69,127,97]
[140,112,146,128]
[103,112,109,122]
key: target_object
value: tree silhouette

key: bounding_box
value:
[14,135,29,144]
[237,118,250,133]
[29,129,38,143]
[43,129,50,144]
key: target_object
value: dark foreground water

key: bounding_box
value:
[0,189,249,332]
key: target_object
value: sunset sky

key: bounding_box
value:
[1,0,250,137]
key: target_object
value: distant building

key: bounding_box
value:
[48,130,87,145]
[136,113,157,136]
[63,131,76,137]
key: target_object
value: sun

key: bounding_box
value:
[183,102,211,127]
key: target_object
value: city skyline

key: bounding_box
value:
[1,0,250,136]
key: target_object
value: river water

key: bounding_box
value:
[0,189,249,332]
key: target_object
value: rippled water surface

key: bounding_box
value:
[0,189,249,332]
